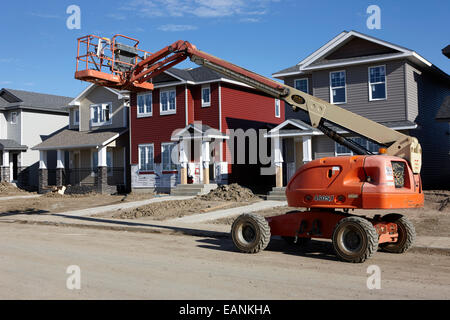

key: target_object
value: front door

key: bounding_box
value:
[12,153,18,181]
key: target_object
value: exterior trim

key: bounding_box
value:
[368,65,388,101]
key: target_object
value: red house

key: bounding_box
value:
[129,67,284,194]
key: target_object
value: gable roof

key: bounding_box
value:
[0,88,72,113]
[436,96,450,122]
[443,45,450,59]
[153,66,251,89]
[272,30,436,78]
[69,83,129,106]
[32,127,127,150]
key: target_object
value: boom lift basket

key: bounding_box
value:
[75,34,153,90]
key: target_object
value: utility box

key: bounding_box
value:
[114,43,139,72]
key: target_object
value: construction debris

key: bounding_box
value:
[0,181,26,195]
[198,183,259,202]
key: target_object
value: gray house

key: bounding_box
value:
[0,88,70,189]
[271,30,450,190]
[32,84,130,194]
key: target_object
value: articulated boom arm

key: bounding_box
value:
[75,37,422,174]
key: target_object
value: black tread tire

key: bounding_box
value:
[231,213,271,253]
[379,214,416,254]
[332,216,378,263]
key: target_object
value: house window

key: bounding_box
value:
[73,109,79,125]
[160,89,176,115]
[275,99,281,118]
[294,78,309,94]
[369,65,386,100]
[137,93,152,116]
[91,103,112,126]
[10,112,17,124]
[201,85,211,107]
[330,71,346,104]
[138,144,154,172]
[335,137,381,156]
[161,143,178,171]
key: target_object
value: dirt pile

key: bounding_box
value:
[198,184,258,202]
[112,199,228,220]
[0,182,25,195]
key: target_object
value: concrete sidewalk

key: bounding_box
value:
[167,200,287,223]
[52,195,195,217]
[0,195,40,201]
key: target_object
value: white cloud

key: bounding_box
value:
[240,17,260,23]
[0,81,12,85]
[121,0,279,18]
[158,24,198,32]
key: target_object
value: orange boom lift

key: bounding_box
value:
[75,35,424,262]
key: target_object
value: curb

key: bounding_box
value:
[1,219,448,255]
[0,219,230,239]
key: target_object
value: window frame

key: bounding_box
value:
[201,85,211,108]
[368,65,387,101]
[329,70,347,104]
[10,112,17,124]
[73,108,80,126]
[137,92,153,117]
[294,78,309,94]
[275,99,281,118]
[90,102,112,127]
[138,143,154,173]
[335,137,380,156]
[161,142,178,172]
[160,88,177,115]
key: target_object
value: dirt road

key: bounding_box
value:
[0,223,448,299]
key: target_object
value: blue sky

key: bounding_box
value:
[0,0,448,98]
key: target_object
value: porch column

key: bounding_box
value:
[202,140,210,184]
[1,151,10,183]
[274,137,284,188]
[96,146,108,193]
[38,150,48,193]
[179,140,188,185]
[302,135,312,163]
[55,149,65,187]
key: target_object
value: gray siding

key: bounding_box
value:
[312,60,407,123]
[79,86,127,132]
[312,135,335,159]
[407,67,450,188]
[6,110,21,143]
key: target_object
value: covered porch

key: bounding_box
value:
[170,123,228,196]
[0,139,28,185]
[265,119,321,200]
[32,129,129,194]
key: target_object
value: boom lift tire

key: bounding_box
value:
[231,213,271,253]
[332,216,378,263]
[379,214,416,253]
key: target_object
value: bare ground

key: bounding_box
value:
[93,198,260,221]
[213,190,450,237]
[0,192,154,217]
[0,182,35,196]
[92,183,261,221]
[0,222,448,299]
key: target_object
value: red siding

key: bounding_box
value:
[193,82,220,129]
[130,85,186,164]
[221,82,285,172]
[130,81,285,175]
